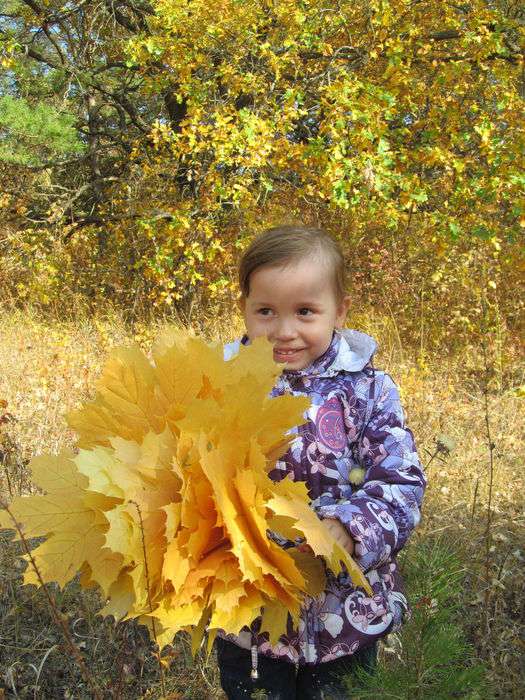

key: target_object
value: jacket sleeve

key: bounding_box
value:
[316,372,426,572]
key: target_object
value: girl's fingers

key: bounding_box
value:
[323,518,355,554]
[295,520,355,557]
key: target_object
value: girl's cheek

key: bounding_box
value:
[249,323,272,339]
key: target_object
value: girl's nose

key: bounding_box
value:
[274,319,298,341]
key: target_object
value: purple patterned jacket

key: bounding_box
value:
[222,329,426,666]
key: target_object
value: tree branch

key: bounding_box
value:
[23,44,62,70]
[429,30,462,41]
[104,0,142,33]
[92,61,140,74]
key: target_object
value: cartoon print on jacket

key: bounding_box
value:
[221,329,426,665]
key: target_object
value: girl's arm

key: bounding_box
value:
[317,372,426,572]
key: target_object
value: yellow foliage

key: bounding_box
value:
[0,330,370,649]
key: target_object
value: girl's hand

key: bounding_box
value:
[322,517,355,555]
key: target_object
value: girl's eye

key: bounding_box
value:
[257,308,273,316]
[298,308,313,316]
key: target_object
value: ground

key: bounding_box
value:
[0,311,523,698]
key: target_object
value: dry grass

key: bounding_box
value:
[0,309,523,698]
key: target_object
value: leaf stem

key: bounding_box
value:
[130,499,166,697]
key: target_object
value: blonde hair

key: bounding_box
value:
[239,225,347,301]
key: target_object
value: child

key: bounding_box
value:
[217,225,426,699]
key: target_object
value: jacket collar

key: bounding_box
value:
[227,329,377,378]
[279,329,377,379]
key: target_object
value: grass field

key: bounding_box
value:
[0,310,523,698]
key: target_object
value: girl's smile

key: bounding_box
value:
[241,257,350,370]
[273,346,307,363]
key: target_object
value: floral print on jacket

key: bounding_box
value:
[221,329,426,666]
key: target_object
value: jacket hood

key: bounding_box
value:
[331,329,377,373]
[224,329,377,376]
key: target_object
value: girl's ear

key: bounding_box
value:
[335,295,351,329]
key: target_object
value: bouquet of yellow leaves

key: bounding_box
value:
[1,330,370,651]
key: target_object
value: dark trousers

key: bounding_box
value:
[216,637,378,700]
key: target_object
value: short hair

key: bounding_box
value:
[239,225,347,301]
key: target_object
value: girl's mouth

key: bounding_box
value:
[273,348,304,362]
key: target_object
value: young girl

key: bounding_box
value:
[217,226,426,699]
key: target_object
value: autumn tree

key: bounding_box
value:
[1,1,523,346]
[0,0,159,302]
[123,0,523,303]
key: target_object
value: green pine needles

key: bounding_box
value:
[0,95,83,166]
[345,536,491,700]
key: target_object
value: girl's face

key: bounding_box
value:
[241,257,350,370]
